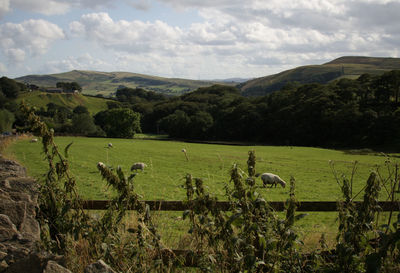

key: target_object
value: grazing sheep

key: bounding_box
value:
[97,162,106,168]
[108,143,113,148]
[255,173,286,188]
[181,148,188,161]
[131,162,147,171]
[30,138,38,143]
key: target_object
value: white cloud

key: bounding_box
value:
[10,0,115,15]
[70,12,183,54]
[0,61,6,73]
[11,0,71,15]
[0,19,65,64]
[41,53,113,73]
[67,2,400,79]
[0,0,10,18]
[5,48,25,63]
[3,0,400,79]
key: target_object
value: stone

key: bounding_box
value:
[20,216,40,242]
[0,158,26,180]
[0,260,8,271]
[0,250,7,259]
[0,156,42,272]
[84,260,116,273]
[0,188,11,201]
[43,260,72,273]
[0,214,18,242]
[4,253,43,273]
[3,177,39,203]
[0,200,26,230]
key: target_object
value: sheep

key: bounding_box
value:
[131,162,147,171]
[30,138,38,143]
[181,148,188,161]
[108,143,113,148]
[97,162,106,168]
[255,173,286,188]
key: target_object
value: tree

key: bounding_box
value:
[71,113,98,135]
[73,105,89,114]
[56,82,82,92]
[188,111,214,139]
[0,109,15,132]
[94,108,141,138]
[158,110,191,138]
[0,77,20,98]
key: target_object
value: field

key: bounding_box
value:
[16,91,111,114]
[4,136,399,248]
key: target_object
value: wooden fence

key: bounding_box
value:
[81,200,400,212]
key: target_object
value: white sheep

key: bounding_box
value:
[97,162,106,168]
[131,162,147,171]
[181,148,188,161]
[255,173,286,188]
[30,138,38,143]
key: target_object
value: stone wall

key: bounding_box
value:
[0,156,115,273]
[0,156,70,273]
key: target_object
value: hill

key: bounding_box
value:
[17,91,111,114]
[15,70,223,97]
[239,56,400,96]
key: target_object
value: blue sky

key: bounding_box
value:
[0,0,399,79]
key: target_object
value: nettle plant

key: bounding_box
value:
[183,151,310,272]
[21,103,174,272]
[331,160,400,273]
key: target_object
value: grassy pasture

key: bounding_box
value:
[17,91,110,114]
[5,136,399,248]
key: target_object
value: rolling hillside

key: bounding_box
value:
[17,91,111,114]
[15,70,222,97]
[239,56,400,96]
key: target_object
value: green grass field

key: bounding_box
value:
[4,136,399,248]
[17,91,111,114]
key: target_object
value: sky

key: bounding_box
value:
[0,0,399,80]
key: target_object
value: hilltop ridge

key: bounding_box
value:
[239,56,400,96]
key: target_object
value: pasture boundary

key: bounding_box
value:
[79,199,400,267]
[81,200,400,211]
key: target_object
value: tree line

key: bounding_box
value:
[122,70,400,149]
[2,71,400,150]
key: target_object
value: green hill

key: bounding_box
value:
[239,56,400,96]
[17,91,111,114]
[15,70,221,97]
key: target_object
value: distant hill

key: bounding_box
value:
[17,91,111,114]
[15,70,225,97]
[239,56,400,96]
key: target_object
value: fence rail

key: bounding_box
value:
[81,200,400,211]
[78,199,399,267]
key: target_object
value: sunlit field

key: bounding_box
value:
[5,136,399,248]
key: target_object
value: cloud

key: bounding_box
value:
[11,0,71,15]
[5,0,400,79]
[0,19,65,64]
[126,0,151,10]
[70,12,183,54]
[41,53,113,73]
[67,3,400,79]
[10,0,115,15]
[0,0,10,18]
[0,61,6,73]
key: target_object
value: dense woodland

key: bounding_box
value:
[1,70,400,150]
[119,70,400,149]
